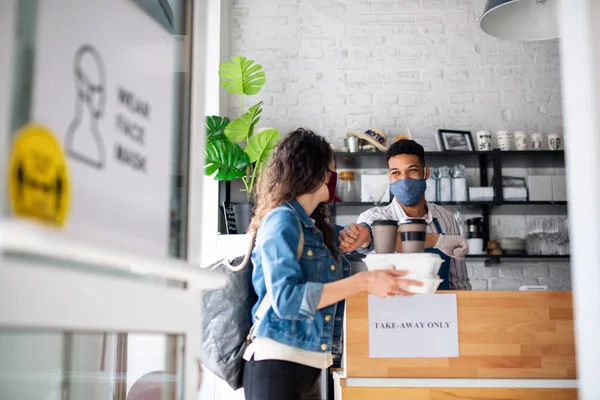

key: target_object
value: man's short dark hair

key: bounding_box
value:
[385,139,426,166]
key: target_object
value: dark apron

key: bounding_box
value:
[423,218,451,291]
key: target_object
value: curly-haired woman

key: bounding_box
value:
[242,128,421,400]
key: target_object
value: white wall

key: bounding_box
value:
[466,260,570,290]
[229,0,562,145]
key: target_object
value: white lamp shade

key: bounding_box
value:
[479,0,559,41]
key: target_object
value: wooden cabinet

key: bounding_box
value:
[337,291,578,400]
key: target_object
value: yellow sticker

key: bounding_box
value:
[8,124,70,226]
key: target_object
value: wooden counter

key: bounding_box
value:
[337,291,578,399]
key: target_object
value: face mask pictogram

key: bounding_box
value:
[65,45,106,169]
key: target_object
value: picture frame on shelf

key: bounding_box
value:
[407,128,441,152]
[438,129,475,152]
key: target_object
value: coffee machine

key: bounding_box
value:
[466,217,485,255]
[466,218,484,239]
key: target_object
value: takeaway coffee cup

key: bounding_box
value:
[398,218,427,253]
[372,220,398,254]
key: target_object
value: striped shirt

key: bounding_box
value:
[356,198,472,290]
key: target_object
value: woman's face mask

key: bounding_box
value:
[325,170,337,204]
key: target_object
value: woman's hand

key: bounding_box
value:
[363,270,423,298]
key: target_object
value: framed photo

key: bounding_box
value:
[438,129,474,152]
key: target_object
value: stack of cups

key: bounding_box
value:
[368,218,444,293]
[371,218,429,254]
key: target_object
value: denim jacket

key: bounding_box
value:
[250,200,351,355]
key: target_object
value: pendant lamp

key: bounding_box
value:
[479,0,559,41]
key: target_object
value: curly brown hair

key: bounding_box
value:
[249,128,338,257]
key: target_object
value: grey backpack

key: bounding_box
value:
[201,221,304,390]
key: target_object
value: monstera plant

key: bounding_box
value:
[205,56,280,232]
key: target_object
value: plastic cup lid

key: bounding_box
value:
[399,218,427,225]
[372,220,399,226]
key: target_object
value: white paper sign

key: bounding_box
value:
[408,129,441,152]
[31,0,175,257]
[368,294,459,358]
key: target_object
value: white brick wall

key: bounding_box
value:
[468,261,571,291]
[229,0,569,290]
[230,0,562,147]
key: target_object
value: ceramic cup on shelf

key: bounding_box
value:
[467,238,485,255]
[344,135,363,153]
[496,130,513,151]
[514,131,529,151]
[475,130,492,151]
[548,133,562,151]
[531,133,543,150]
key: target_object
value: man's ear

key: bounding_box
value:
[424,166,430,180]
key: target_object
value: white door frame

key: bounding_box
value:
[0,0,17,216]
[0,219,225,399]
[189,0,232,269]
[0,0,217,398]
[189,0,237,398]
[558,0,600,398]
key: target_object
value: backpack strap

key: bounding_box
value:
[253,219,304,322]
[222,232,257,272]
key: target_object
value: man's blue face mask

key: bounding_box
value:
[389,169,427,206]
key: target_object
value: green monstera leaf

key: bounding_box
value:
[205,116,230,141]
[219,56,266,95]
[224,102,263,143]
[204,136,249,181]
[245,128,280,165]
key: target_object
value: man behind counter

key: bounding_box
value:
[339,139,472,290]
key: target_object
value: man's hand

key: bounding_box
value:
[434,235,469,259]
[339,223,371,252]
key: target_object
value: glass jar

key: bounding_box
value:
[337,171,360,202]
